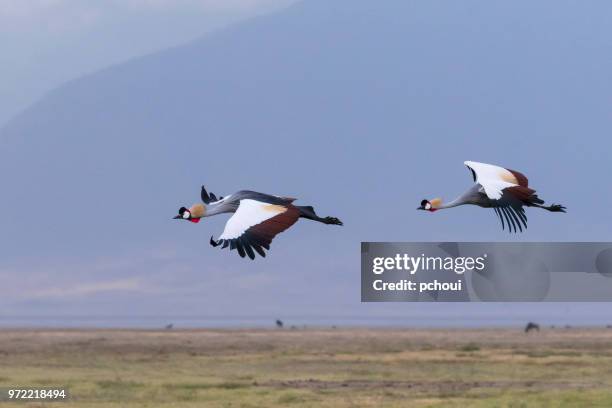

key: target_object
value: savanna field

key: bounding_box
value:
[0,328,611,407]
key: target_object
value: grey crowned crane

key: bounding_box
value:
[174,187,343,259]
[418,161,566,233]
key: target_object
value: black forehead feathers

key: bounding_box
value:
[421,199,429,206]
[178,207,188,215]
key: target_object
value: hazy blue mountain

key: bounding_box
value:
[1,0,611,319]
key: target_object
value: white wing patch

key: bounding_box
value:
[464,161,518,200]
[219,199,286,240]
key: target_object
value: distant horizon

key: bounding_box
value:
[1,308,611,329]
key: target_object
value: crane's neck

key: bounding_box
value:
[435,197,465,210]
[432,185,480,210]
[203,200,238,217]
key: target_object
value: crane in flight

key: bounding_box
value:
[418,161,566,232]
[174,186,342,259]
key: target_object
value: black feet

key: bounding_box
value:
[324,216,343,226]
[548,204,567,213]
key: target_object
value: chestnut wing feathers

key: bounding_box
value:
[211,199,300,259]
[465,162,539,232]
[507,169,529,187]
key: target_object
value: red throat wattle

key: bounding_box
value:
[189,218,201,223]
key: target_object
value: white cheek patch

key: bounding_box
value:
[425,203,432,210]
[182,211,191,219]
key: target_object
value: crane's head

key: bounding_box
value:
[173,203,205,223]
[417,199,440,212]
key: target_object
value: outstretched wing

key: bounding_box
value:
[464,162,539,233]
[465,161,523,200]
[210,199,300,259]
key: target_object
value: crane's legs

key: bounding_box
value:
[296,206,343,225]
[531,203,566,212]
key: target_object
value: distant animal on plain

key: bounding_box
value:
[418,161,566,232]
[174,187,342,259]
[525,322,540,333]
[165,324,173,330]
[276,319,284,328]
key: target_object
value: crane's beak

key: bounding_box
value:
[417,206,424,210]
[173,215,182,219]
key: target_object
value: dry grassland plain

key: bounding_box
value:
[0,328,611,407]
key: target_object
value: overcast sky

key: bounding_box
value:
[1,0,612,328]
[0,0,294,126]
